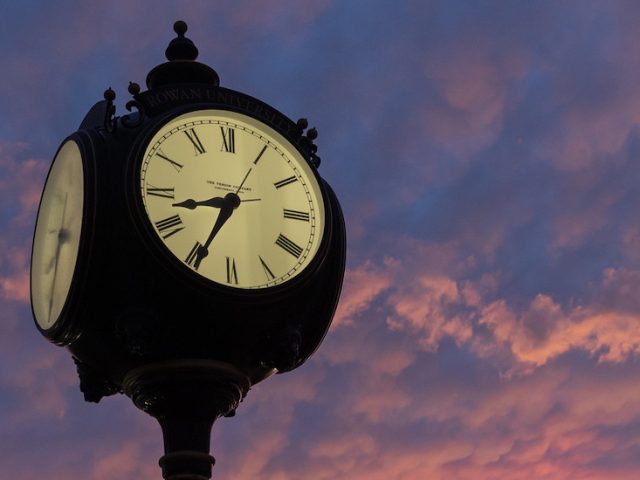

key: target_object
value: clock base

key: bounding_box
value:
[123,359,251,479]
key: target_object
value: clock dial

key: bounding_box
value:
[31,140,84,329]
[140,109,325,289]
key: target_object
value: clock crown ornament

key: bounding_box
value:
[30,20,345,480]
[146,20,219,89]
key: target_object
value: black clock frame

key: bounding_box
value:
[126,102,335,302]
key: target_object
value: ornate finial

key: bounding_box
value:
[306,127,318,141]
[146,20,219,89]
[174,20,187,36]
[294,119,321,168]
[128,82,141,96]
[103,88,117,132]
[103,87,116,102]
[165,20,198,61]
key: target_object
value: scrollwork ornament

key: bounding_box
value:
[103,87,117,133]
[121,82,146,129]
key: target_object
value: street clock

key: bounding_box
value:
[30,21,345,480]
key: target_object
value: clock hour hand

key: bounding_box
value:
[193,193,241,269]
[173,197,226,210]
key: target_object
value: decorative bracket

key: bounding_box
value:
[73,356,120,403]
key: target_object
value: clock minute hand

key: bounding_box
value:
[193,193,241,269]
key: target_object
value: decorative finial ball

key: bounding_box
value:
[307,128,318,140]
[128,82,141,95]
[104,87,116,101]
[174,20,188,37]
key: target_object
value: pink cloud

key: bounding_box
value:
[479,269,640,369]
[91,441,158,480]
[0,268,29,302]
[386,274,472,350]
[332,259,394,328]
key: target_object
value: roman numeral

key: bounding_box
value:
[147,186,175,199]
[226,257,238,284]
[156,149,183,172]
[220,127,235,153]
[184,128,205,155]
[259,255,275,280]
[253,145,268,165]
[185,242,203,269]
[274,176,297,189]
[154,214,184,239]
[283,209,310,222]
[275,234,303,258]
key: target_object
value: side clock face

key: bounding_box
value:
[31,139,85,329]
[140,109,325,290]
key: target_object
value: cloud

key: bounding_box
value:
[479,268,640,370]
[0,141,48,304]
[332,259,394,328]
[386,274,472,350]
[423,29,530,158]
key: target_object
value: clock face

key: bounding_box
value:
[31,139,84,329]
[140,109,325,289]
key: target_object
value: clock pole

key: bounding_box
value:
[123,360,250,479]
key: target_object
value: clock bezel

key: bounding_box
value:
[30,132,97,343]
[128,102,333,301]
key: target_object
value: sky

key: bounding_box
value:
[3,1,640,478]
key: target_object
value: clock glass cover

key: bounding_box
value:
[140,109,325,289]
[31,139,84,329]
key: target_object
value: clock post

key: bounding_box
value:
[30,21,345,479]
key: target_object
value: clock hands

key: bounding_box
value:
[235,168,253,195]
[48,193,69,321]
[171,145,266,270]
[191,192,241,269]
[173,196,261,210]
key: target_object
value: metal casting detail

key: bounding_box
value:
[122,82,145,129]
[296,118,321,168]
[103,87,117,133]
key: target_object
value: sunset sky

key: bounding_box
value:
[3,1,640,479]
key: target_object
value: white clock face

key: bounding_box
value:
[31,140,84,329]
[140,109,325,289]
